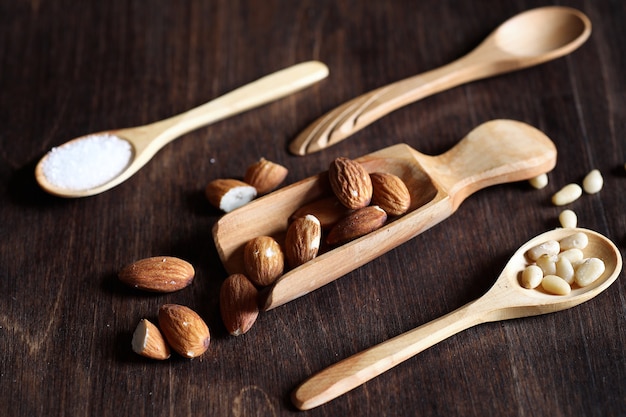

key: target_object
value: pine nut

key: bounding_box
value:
[536,254,557,276]
[527,240,560,261]
[559,232,588,251]
[558,209,577,228]
[582,169,603,194]
[558,248,584,264]
[521,265,543,289]
[552,183,582,206]
[529,173,548,189]
[541,275,571,295]
[555,257,575,284]
[575,258,605,287]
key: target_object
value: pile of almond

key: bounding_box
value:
[118,256,211,360]
[219,156,412,334]
[122,156,413,359]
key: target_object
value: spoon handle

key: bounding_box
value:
[159,61,329,140]
[292,298,490,410]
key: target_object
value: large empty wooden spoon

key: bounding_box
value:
[292,227,622,410]
[289,6,591,155]
[212,119,557,310]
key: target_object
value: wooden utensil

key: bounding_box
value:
[35,61,329,198]
[292,227,622,410]
[289,6,591,155]
[212,119,557,310]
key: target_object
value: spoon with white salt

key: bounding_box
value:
[35,61,329,198]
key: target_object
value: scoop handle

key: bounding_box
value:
[417,119,557,210]
[292,298,489,410]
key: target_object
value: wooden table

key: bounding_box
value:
[1,1,624,416]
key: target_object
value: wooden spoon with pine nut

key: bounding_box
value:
[292,227,622,410]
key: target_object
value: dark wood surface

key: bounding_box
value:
[2,1,624,416]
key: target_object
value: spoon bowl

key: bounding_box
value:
[35,61,329,197]
[292,227,622,410]
[289,6,591,155]
[213,119,557,310]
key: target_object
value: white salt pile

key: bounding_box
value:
[41,134,133,190]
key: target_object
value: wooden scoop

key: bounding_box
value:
[212,119,557,310]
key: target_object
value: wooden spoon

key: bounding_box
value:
[289,6,591,155]
[35,61,329,198]
[292,227,622,410]
[212,119,557,310]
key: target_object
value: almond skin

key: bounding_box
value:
[205,178,257,212]
[220,273,260,336]
[370,172,411,216]
[158,304,210,358]
[328,157,373,210]
[131,319,171,360]
[118,256,195,293]
[326,205,387,245]
[289,196,352,229]
[285,215,322,268]
[244,158,288,195]
[243,236,285,287]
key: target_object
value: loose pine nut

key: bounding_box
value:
[575,258,605,287]
[527,240,560,261]
[558,209,577,228]
[529,173,548,189]
[552,184,582,206]
[541,275,571,295]
[559,232,589,251]
[521,265,543,289]
[582,169,603,194]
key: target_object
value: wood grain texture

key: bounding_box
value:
[1,1,624,416]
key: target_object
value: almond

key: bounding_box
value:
[118,256,195,293]
[370,172,411,216]
[205,178,257,212]
[289,196,352,229]
[131,319,171,360]
[326,205,387,245]
[243,236,285,287]
[158,304,210,358]
[244,158,288,195]
[285,215,322,268]
[328,157,373,210]
[219,273,259,336]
